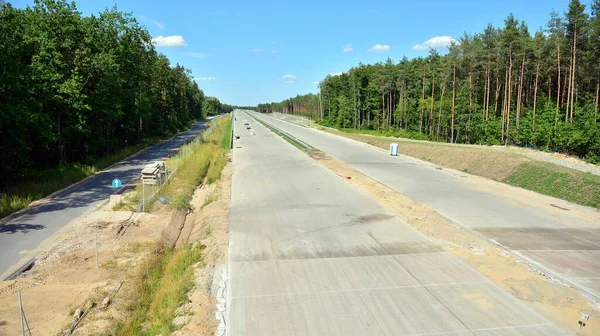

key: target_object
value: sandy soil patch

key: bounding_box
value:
[0,207,172,336]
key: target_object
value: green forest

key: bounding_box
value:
[259,0,600,163]
[0,0,231,188]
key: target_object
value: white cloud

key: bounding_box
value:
[342,44,353,53]
[151,35,187,47]
[226,81,238,85]
[281,74,297,84]
[250,48,265,53]
[329,72,343,77]
[139,15,165,30]
[271,50,279,54]
[312,81,320,85]
[368,44,390,52]
[195,76,216,81]
[412,36,456,51]
[182,52,209,58]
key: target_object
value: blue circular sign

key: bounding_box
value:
[112,179,122,188]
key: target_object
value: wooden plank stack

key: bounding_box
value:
[141,161,166,185]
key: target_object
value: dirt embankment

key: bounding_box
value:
[0,207,165,335]
[170,163,232,336]
[309,151,600,336]
[0,163,232,336]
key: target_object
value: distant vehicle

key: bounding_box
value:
[244,121,249,125]
[246,126,251,130]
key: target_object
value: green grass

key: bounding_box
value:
[315,120,429,141]
[116,243,204,336]
[201,189,219,209]
[505,162,600,208]
[0,138,162,219]
[152,117,230,211]
[222,114,233,149]
[338,127,430,141]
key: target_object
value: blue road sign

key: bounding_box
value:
[112,179,122,188]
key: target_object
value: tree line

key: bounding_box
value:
[0,0,230,187]
[259,0,600,162]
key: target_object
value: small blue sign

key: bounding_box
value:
[112,179,122,188]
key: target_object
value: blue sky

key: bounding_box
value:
[15,0,576,106]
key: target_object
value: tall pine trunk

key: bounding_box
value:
[437,77,446,141]
[506,52,513,145]
[566,64,572,121]
[555,43,561,131]
[533,62,540,133]
[451,63,456,143]
[502,67,509,143]
[485,62,491,120]
[430,72,436,135]
[595,80,599,122]
[420,71,425,133]
[569,28,577,122]
[516,56,525,129]
[495,65,501,116]
[388,85,392,129]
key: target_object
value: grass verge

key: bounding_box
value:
[0,136,169,219]
[222,113,233,150]
[320,126,600,209]
[115,243,204,336]
[149,116,231,211]
[505,162,600,208]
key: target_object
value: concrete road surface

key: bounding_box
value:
[0,117,215,280]
[251,112,600,303]
[227,111,563,335]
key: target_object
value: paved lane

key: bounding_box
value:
[252,112,600,302]
[227,111,562,336]
[0,117,215,280]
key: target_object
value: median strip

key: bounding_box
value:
[250,114,316,152]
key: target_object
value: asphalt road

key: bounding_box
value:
[252,112,600,303]
[0,117,215,280]
[227,111,562,335]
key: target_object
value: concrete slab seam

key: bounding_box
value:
[230,279,492,299]
[410,322,555,336]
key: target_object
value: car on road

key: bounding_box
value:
[244,120,249,125]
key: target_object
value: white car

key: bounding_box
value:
[244,120,249,125]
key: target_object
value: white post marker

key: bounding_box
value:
[389,143,399,156]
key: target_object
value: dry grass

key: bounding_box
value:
[326,129,528,181]
[400,143,527,180]
[142,117,230,211]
